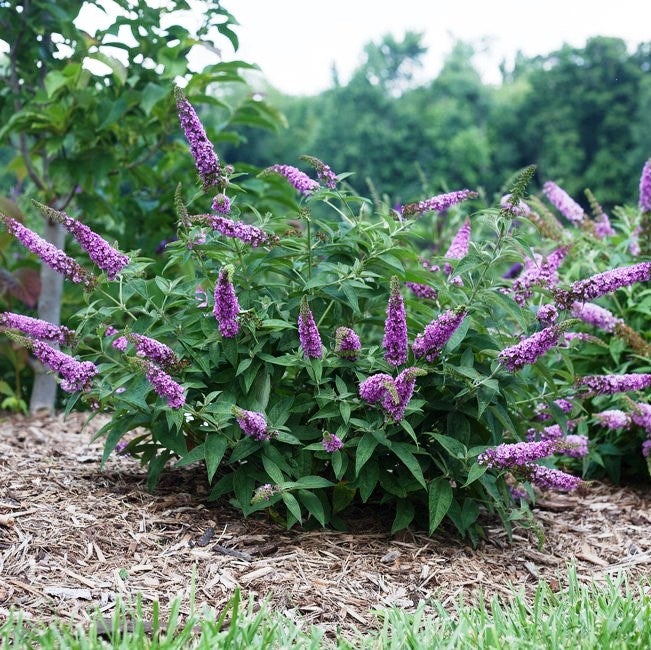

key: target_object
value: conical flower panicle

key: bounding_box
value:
[298,296,322,359]
[300,155,337,189]
[576,373,651,395]
[31,339,97,393]
[639,159,651,213]
[334,326,361,360]
[543,181,585,225]
[401,189,477,218]
[383,276,408,367]
[443,219,471,276]
[142,360,185,409]
[412,309,466,363]
[0,312,75,346]
[265,164,319,195]
[498,324,564,372]
[232,406,271,441]
[198,213,269,247]
[584,189,615,239]
[129,333,183,371]
[213,267,240,338]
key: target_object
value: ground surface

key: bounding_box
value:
[1,412,650,636]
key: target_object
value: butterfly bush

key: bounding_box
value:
[334,326,361,360]
[298,296,323,359]
[383,276,408,367]
[213,267,240,338]
[543,181,585,225]
[0,312,75,345]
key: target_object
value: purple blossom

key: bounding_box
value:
[543,181,585,225]
[509,485,530,501]
[104,325,118,337]
[0,312,74,345]
[0,214,94,287]
[576,373,651,395]
[406,282,438,300]
[498,325,562,372]
[301,155,337,189]
[527,420,577,442]
[412,309,466,363]
[595,409,631,430]
[526,464,583,491]
[478,439,556,469]
[175,87,221,188]
[642,439,651,458]
[144,362,185,409]
[31,340,97,392]
[334,326,361,360]
[383,276,408,367]
[537,304,558,326]
[322,431,344,453]
[631,402,651,433]
[359,373,394,404]
[401,189,477,217]
[594,210,615,239]
[443,219,471,274]
[511,246,569,306]
[534,398,573,421]
[232,406,270,441]
[267,164,319,195]
[112,336,128,351]
[298,296,322,359]
[562,332,602,345]
[570,301,622,333]
[503,262,524,279]
[390,367,426,421]
[555,262,651,309]
[130,333,182,370]
[251,483,280,503]
[205,214,269,247]
[211,194,231,215]
[213,267,240,338]
[358,367,425,421]
[500,194,531,217]
[640,159,651,213]
[556,434,589,458]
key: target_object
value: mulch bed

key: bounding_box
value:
[1,411,650,636]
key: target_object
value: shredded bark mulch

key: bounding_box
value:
[1,411,650,635]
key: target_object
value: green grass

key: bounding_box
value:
[2,568,650,649]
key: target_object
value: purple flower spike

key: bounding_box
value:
[640,159,651,213]
[301,155,337,189]
[129,333,182,370]
[267,164,319,195]
[175,87,221,189]
[511,246,569,306]
[406,282,438,300]
[144,361,185,409]
[401,189,477,217]
[443,219,471,274]
[536,304,558,326]
[205,214,269,247]
[478,439,556,469]
[498,325,563,372]
[359,373,394,404]
[390,367,426,421]
[526,464,583,491]
[213,267,240,338]
[383,276,408,367]
[555,262,651,309]
[642,439,651,458]
[543,181,585,225]
[631,402,651,433]
[298,296,322,359]
[570,301,622,333]
[334,326,361,360]
[322,431,344,453]
[212,194,231,215]
[112,336,128,351]
[500,194,531,217]
[0,214,94,287]
[576,373,651,395]
[232,406,271,441]
[359,368,425,421]
[31,340,97,392]
[556,434,589,458]
[595,409,631,430]
[412,309,466,363]
[0,312,75,345]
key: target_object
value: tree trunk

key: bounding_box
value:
[29,220,65,414]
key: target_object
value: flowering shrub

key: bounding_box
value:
[1,87,650,542]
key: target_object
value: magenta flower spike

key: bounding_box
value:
[204,214,269,247]
[298,296,323,359]
[175,86,221,189]
[383,276,408,367]
[266,164,319,195]
[401,189,477,217]
[498,325,563,372]
[129,333,182,370]
[0,214,94,287]
[555,262,651,308]
[301,155,337,189]
[211,194,231,215]
[478,439,556,469]
[0,312,75,345]
[526,464,583,491]
[143,361,185,409]
[232,406,271,441]
[594,409,631,430]
[334,326,361,360]
[631,402,651,433]
[443,219,471,274]
[511,246,569,306]
[213,267,240,338]
[322,431,344,453]
[640,159,651,213]
[31,340,97,392]
[576,373,651,395]
[542,181,585,225]
[570,301,622,333]
[412,309,466,363]
[405,282,438,300]
[358,367,425,422]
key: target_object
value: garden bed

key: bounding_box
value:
[1,411,650,636]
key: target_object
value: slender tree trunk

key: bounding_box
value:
[29,220,65,414]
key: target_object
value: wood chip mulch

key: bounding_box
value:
[1,411,650,636]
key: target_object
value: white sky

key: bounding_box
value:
[228,0,651,95]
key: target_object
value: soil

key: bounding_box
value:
[1,411,650,637]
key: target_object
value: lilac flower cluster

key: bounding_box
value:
[211,194,231,215]
[301,155,337,189]
[334,326,361,360]
[112,336,128,351]
[205,214,269,247]
[405,282,438,300]
[383,276,408,367]
[642,439,651,458]
[536,304,558,326]
[526,464,584,491]
[631,402,651,433]
[358,367,425,421]
[576,373,651,395]
[175,87,221,188]
[267,164,319,195]
[232,406,271,441]
[412,309,466,362]
[298,297,322,359]
[500,194,531,217]
[443,219,471,274]
[511,246,569,305]
[143,361,185,409]
[0,312,75,345]
[594,409,631,430]
[129,333,182,370]
[32,340,97,393]
[498,325,562,372]
[640,159,651,212]
[527,419,577,442]
[213,268,240,338]
[570,301,622,333]
[543,181,585,225]
[555,262,651,308]
[478,439,556,469]
[251,483,280,503]
[534,398,573,421]
[322,431,344,453]
[0,214,94,287]
[401,189,477,217]
[555,434,589,458]
[593,210,615,239]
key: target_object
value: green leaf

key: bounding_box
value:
[358,460,379,502]
[355,432,378,477]
[281,492,302,524]
[86,52,127,84]
[391,499,415,533]
[174,443,205,468]
[44,71,69,97]
[286,476,334,490]
[147,450,172,492]
[462,462,488,487]
[333,483,356,514]
[205,435,229,482]
[428,477,453,534]
[141,82,169,116]
[262,455,285,484]
[390,442,426,488]
[432,433,467,459]
[297,490,325,525]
